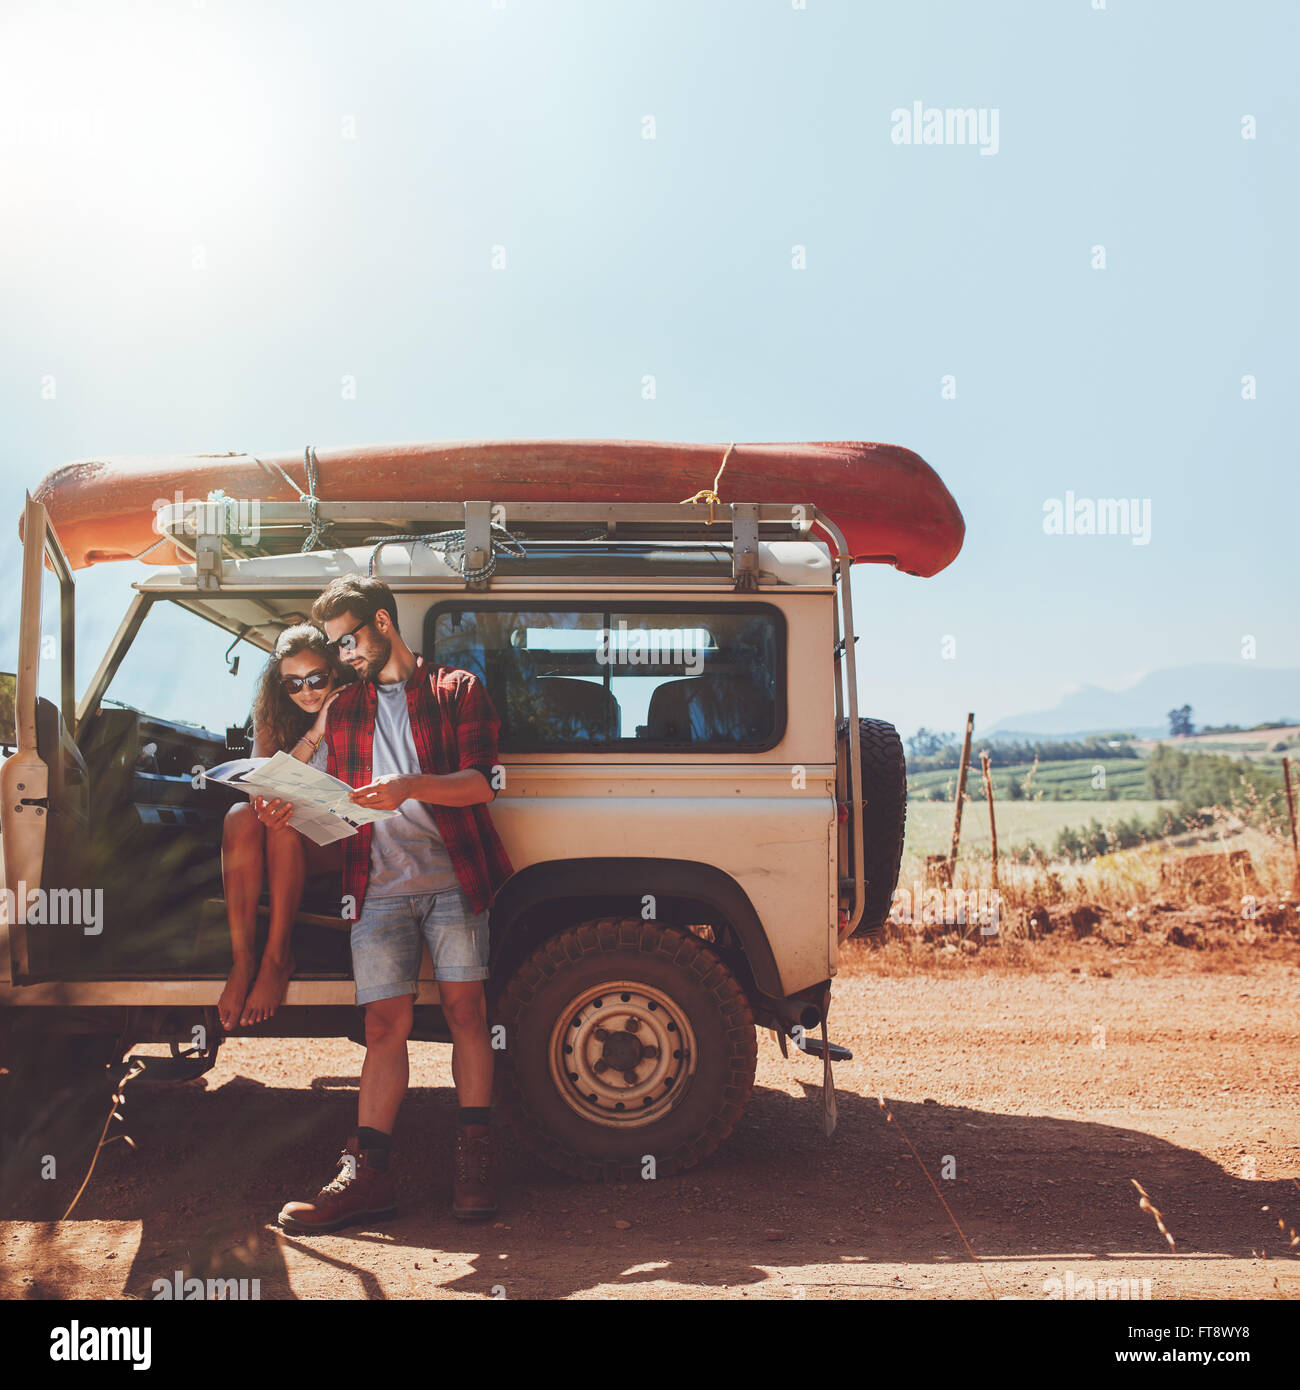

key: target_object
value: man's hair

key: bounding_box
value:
[311,576,401,635]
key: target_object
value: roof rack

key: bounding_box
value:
[155,497,830,593]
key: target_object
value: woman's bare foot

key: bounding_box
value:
[218,957,257,1031]
[240,952,296,1026]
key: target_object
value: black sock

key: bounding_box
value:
[356,1126,391,1153]
[458,1106,492,1128]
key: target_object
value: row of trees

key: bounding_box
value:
[910,708,1295,761]
[905,728,1138,772]
[1144,743,1281,807]
[1050,808,1196,862]
[1196,719,1297,736]
[1166,707,1296,737]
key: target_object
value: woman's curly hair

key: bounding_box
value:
[249,623,354,753]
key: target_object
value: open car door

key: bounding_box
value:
[0,495,85,983]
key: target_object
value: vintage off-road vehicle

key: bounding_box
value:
[1,445,962,1183]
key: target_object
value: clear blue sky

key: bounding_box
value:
[2,0,1296,739]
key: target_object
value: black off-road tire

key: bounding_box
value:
[495,919,757,1181]
[853,717,908,938]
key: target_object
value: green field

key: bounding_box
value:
[908,758,1150,802]
[901,797,1179,861]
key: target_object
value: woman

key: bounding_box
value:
[217,624,353,1030]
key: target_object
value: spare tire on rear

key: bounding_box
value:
[844,717,907,937]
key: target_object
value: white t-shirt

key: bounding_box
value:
[364,679,459,898]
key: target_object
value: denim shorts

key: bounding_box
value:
[349,885,490,1005]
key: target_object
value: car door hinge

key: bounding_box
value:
[12,780,49,813]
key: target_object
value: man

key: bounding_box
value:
[274,576,513,1232]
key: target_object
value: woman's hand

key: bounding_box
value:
[348,775,411,811]
[310,686,345,737]
[254,795,294,828]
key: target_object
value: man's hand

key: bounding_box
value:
[254,795,294,828]
[349,774,412,811]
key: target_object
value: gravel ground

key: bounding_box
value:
[4,949,1298,1300]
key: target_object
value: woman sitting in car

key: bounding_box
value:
[217,624,354,1030]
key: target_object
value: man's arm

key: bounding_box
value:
[347,767,492,811]
[409,768,493,806]
[450,670,502,801]
[348,670,500,811]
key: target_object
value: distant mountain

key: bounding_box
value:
[986,664,1300,739]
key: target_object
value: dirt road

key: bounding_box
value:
[4,952,1298,1300]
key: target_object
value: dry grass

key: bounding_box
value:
[901,815,1298,920]
[844,817,1300,978]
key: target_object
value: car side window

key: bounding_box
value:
[428,606,782,752]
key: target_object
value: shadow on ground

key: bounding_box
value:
[3,1068,1294,1299]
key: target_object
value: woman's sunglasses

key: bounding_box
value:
[281,670,331,695]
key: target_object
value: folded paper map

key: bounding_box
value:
[203,750,399,846]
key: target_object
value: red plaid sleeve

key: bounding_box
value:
[448,670,501,797]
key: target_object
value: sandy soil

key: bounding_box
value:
[3,948,1298,1301]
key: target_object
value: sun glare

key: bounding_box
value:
[1,4,298,279]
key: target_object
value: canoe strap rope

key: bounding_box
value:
[253,444,328,551]
[364,525,527,581]
[679,442,734,524]
[130,534,171,562]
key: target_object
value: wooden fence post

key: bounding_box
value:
[981,749,999,890]
[947,712,975,882]
[1284,756,1299,886]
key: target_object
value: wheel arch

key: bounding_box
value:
[488,858,783,998]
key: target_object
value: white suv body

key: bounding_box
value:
[2,496,902,1178]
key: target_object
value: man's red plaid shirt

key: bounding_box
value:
[324,655,513,917]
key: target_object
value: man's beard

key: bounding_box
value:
[357,633,393,682]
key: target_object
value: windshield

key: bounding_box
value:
[99,599,267,735]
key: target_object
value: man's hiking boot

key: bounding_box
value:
[451,1124,498,1221]
[278,1136,396,1234]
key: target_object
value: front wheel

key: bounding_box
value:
[494,919,757,1180]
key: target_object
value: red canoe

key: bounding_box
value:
[28,439,965,577]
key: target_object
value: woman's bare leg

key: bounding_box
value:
[240,824,305,1025]
[218,803,265,1030]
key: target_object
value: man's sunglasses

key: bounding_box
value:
[327,619,370,654]
[281,670,332,695]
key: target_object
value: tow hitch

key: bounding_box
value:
[773,1017,851,1138]
[797,1033,853,1063]
[814,1020,842,1136]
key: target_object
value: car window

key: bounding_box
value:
[428,605,782,751]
